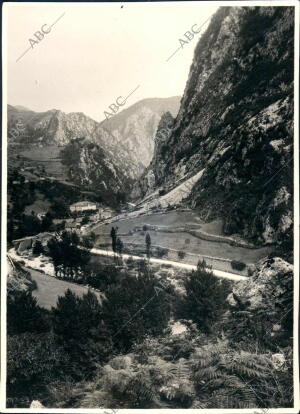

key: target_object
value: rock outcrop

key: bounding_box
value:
[103,97,180,173]
[7,256,36,295]
[134,7,294,246]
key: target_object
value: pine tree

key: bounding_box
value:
[52,289,112,378]
[110,227,118,253]
[178,260,230,333]
[7,291,50,335]
[145,233,151,259]
[116,237,124,255]
[32,240,44,256]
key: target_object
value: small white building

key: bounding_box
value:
[70,201,97,213]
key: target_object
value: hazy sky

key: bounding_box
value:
[5,2,219,122]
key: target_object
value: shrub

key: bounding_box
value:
[142,224,148,231]
[102,270,172,352]
[231,260,246,271]
[126,256,134,267]
[7,291,50,335]
[32,240,44,256]
[177,261,231,333]
[185,238,190,244]
[52,289,113,378]
[7,333,70,408]
[178,250,186,260]
[156,247,169,258]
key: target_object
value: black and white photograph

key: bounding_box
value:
[1,1,299,412]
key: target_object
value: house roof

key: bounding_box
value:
[70,201,97,208]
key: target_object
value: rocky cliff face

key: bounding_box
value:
[60,138,133,205]
[102,97,180,174]
[132,111,175,198]
[134,7,294,246]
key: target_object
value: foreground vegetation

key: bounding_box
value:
[7,255,293,408]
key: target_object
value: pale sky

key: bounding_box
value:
[4,2,219,122]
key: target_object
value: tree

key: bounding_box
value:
[20,214,41,237]
[81,216,89,225]
[7,333,69,408]
[110,226,118,253]
[50,200,69,218]
[7,217,14,244]
[116,237,124,255]
[81,233,96,249]
[145,233,151,259]
[47,231,90,279]
[178,260,230,333]
[102,269,172,352]
[52,289,113,378]
[7,291,50,335]
[32,240,44,256]
[41,212,54,232]
[178,250,186,260]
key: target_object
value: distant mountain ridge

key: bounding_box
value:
[7,97,181,204]
[8,96,181,177]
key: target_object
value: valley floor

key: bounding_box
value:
[91,210,273,275]
[90,247,247,281]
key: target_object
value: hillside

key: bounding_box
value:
[133,7,294,247]
[8,96,180,180]
[102,97,180,170]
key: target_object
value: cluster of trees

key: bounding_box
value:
[7,263,173,407]
[47,231,90,280]
[7,248,293,408]
[110,226,152,259]
[7,168,94,243]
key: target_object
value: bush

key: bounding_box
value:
[156,247,169,258]
[126,256,134,268]
[7,291,50,335]
[142,224,148,231]
[7,333,70,408]
[178,250,186,260]
[52,289,113,378]
[231,260,246,271]
[177,261,231,333]
[32,240,44,256]
[185,238,190,244]
[102,270,172,352]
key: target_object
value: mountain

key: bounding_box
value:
[101,97,181,170]
[134,6,294,247]
[60,137,133,205]
[8,96,181,180]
